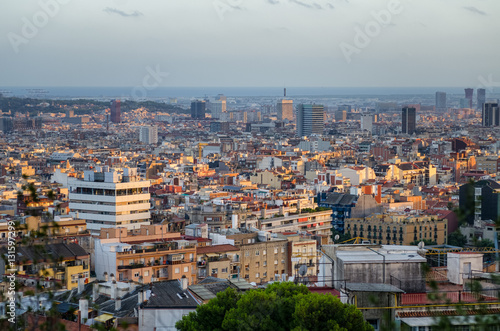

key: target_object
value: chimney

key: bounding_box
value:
[115,297,122,311]
[79,299,88,323]
[180,276,188,290]
[77,276,85,295]
[111,280,117,300]
[103,272,108,282]
[110,273,116,282]
[92,282,99,302]
[138,290,144,304]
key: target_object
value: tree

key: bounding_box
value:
[176,282,373,331]
[447,230,467,247]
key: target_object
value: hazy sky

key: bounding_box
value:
[1,0,499,88]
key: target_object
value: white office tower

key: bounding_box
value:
[210,100,227,119]
[69,167,151,235]
[139,126,158,144]
[360,114,373,133]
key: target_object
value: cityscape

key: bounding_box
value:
[1,0,500,330]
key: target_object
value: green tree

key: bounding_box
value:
[447,230,467,247]
[175,288,240,331]
[176,282,372,331]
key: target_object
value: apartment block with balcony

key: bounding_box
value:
[94,225,197,285]
[259,208,333,238]
[345,213,448,246]
[196,244,240,281]
[0,243,89,290]
[237,234,289,284]
[68,167,151,235]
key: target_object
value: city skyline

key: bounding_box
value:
[1,0,499,88]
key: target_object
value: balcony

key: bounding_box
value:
[118,263,145,270]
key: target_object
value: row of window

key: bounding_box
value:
[244,247,285,256]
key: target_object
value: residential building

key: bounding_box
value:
[0,243,90,290]
[68,167,151,235]
[459,179,500,225]
[139,125,158,144]
[344,213,448,245]
[210,100,226,119]
[95,225,197,285]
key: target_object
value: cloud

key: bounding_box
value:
[462,6,486,16]
[103,7,143,17]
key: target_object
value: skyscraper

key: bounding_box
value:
[277,99,294,122]
[464,88,473,108]
[297,104,324,137]
[210,100,226,119]
[139,125,159,144]
[360,114,373,133]
[402,107,416,135]
[482,102,500,127]
[435,91,446,110]
[110,100,121,123]
[190,100,206,119]
[477,88,486,110]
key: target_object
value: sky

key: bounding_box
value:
[1,0,499,88]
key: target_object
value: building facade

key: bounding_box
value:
[402,107,416,135]
[297,104,324,137]
[277,99,293,122]
[68,167,151,235]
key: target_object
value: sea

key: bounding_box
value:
[0,86,481,100]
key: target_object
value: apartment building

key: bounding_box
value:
[68,167,151,235]
[345,213,448,245]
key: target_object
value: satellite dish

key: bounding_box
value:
[418,241,425,249]
[334,235,340,241]
[299,265,308,276]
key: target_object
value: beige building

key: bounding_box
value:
[475,156,499,175]
[345,213,448,245]
[237,236,289,284]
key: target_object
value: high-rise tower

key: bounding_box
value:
[110,100,121,123]
[402,107,416,135]
[464,88,474,108]
[297,104,324,137]
[477,88,486,110]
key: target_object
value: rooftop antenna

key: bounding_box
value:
[284,87,286,98]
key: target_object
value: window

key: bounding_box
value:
[184,266,189,272]
[263,250,266,255]
[256,273,260,278]
[256,262,260,268]
[211,268,218,274]
[281,247,285,253]
[175,268,180,274]
[221,268,228,273]
[274,248,278,254]
[255,250,260,256]
[144,271,149,276]
[263,272,267,278]
[281,259,285,264]
[263,261,267,266]
[245,251,249,257]
[274,260,278,265]
[134,272,139,277]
